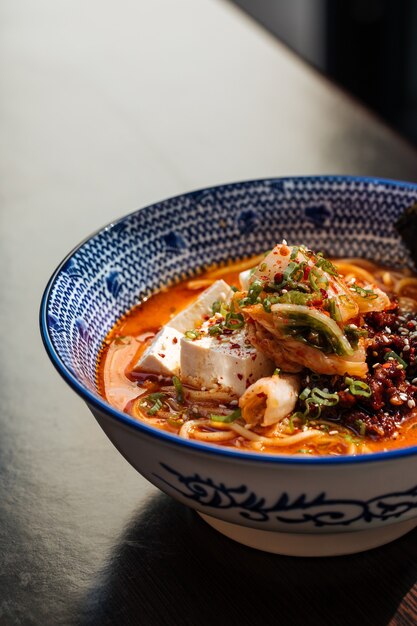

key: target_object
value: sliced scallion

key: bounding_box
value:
[310,387,339,407]
[383,350,407,369]
[140,392,166,415]
[299,387,311,401]
[210,408,242,423]
[344,377,372,398]
[172,376,184,404]
[224,311,245,330]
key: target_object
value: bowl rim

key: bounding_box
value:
[40,174,417,466]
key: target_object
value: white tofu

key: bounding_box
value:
[166,280,231,333]
[180,329,275,396]
[133,281,231,376]
[134,326,183,376]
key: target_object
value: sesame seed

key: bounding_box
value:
[230,400,238,406]
[403,345,410,352]
[282,239,288,245]
[412,378,417,384]
[382,335,390,343]
[408,399,416,408]
[329,430,338,435]
[399,393,408,401]
[385,327,392,334]
[372,363,380,368]
[392,431,399,439]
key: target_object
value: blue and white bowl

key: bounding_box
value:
[40,176,417,556]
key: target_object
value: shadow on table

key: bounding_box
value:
[79,493,417,626]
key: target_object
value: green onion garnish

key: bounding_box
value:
[242,278,264,305]
[273,368,281,376]
[172,376,184,403]
[140,392,166,415]
[344,377,372,397]
[349,284,378,299]
[383,350,407,369]
[185,330,200,340]
[208,324,222,335]
[310,387,339,406]
[262,297,271,313]
[224,311,245,330]
[315,257,339,276]
[299,387,311,401]
[290,246,300,260]
[210,408,242,423]
[211,300,221,314]
[355,419,366,436]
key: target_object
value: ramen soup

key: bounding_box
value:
[98,243,417,456]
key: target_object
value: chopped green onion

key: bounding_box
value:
[315,257,339,276]
[208,324,222,335]
[210,408,241,423]
[274,261,299,288]
[273,368,280,376]
[259,262,267,272]
[231,285,239,292]
[140,392,166,415]
[167,416,185,427]
[185,330,200,340]
[304,399,322,418]
[289,412,303,431]
[355,419,366,436]
[290,246,300,260]
[247,278,264,303]
[262,297,271,313]
[299,387,311,401]
[384,350,407,369]
[211,300,221,314]
[172,376,184,403]
[344,377,372,398]
[310,387,339,407]
[225,311,245,330]
[349,284,378,299]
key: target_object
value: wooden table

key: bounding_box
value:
[2,1,417,623]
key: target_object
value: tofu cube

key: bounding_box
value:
[134,326,183,376]
[180,329,275,396]
[166,280,231,333]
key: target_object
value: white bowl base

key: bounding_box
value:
[198,513,417,557]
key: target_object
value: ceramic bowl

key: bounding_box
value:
[40,176,417,557]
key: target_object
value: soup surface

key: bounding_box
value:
[98,244,417,455]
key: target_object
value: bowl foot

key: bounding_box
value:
[198,513,417,557]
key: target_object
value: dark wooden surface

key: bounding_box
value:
[2,1,417,624]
